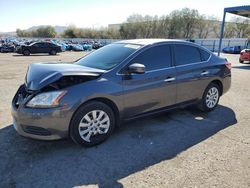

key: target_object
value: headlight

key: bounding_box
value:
[26,91,67,108]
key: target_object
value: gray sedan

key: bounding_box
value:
[11,39,231,146]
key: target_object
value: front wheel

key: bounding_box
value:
[198,83,220,112]
[70,101,115,146]
[23,50,30,56]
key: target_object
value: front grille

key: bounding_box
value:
[21,125,51,136]
[13,84,34,108]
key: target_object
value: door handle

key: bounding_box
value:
[201,71,209,76]
[164,77,176,82]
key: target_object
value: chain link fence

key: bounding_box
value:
[2,37,249,52]
[193,38,248,52]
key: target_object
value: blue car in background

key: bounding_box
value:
[222,46,242,54]
[0,44,15,53]
[80,43,92,51]
[51,40,68,52]
[71,44,84,51]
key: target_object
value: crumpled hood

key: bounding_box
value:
[25,62,105,91]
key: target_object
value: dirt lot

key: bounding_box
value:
[0,52,249,188]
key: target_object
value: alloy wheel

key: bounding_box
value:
[206,87,219,108]
[78,110,110,142]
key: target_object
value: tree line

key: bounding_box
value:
[16,8,250,39]
[16,26,57,38]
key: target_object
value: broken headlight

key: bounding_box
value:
[26,91,67,108]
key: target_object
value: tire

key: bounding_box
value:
[239,59,244,63]
[23,50,30,56]
[198,83,221,112]
[49,50,57,55]
[70,101,115,146]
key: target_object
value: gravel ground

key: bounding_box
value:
[0,52,249,188]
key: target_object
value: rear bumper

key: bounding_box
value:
[222,74,231,95]
[240,55,250,61]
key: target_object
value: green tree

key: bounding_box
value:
[61,26,78,38]
[16,28,31,37]
[16,26,56,38]
[232,17,250,38]
[35,26,57,38]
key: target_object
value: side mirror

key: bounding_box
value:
[128,63,145,74]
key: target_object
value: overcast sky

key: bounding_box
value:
[0,0,249,32]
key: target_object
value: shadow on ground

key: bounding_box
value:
[233,65,250,70]
[0,105,237,188]
[12,54,60,57]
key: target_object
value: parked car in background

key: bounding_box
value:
[239,39,250,63]
[80,42,92,51]
[16,42,62,56]
[91,41,104,49]
[0,44,15,53]
[222,46,241,54]
[12,39,231,146]
[70,44,84,51]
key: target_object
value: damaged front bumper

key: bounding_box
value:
[11,85,73,140]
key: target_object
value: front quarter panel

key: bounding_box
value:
[61,74,124,118]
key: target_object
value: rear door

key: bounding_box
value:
[173,44,212,103]
[122,44,176,117]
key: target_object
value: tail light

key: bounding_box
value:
[225,61,232,70]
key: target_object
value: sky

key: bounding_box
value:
[0,0,249,32]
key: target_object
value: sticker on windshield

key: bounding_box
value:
[124,44,141,49]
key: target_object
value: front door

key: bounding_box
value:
[122,44,176,118]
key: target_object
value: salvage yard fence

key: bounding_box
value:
[78,38,249,52]
[3,37,249,52]
[194,38,248,52]
[67,38,249,52]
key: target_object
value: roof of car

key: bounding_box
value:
[117,39,183,45]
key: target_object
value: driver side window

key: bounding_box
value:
[132,45,172,72]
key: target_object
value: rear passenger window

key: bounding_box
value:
[42,43,50,47]
[132,45,171,71]
[200,49,211,61]
[174,45,201,66]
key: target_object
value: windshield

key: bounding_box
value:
[75,43,141,70]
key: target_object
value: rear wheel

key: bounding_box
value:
[198,83,220,112]
[23,50,30,56]
[70,101,115,146]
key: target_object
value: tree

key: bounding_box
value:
[232,17,250,38]
[62,26,78,38]
[16,26,56,38]
[197,15,207,38]
[168,8,201,39]
[35,26,57,38]
[168,10,183,38]
[16,28,31,37]
[224,22,235,38]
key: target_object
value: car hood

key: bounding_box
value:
[25,62,105,91]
